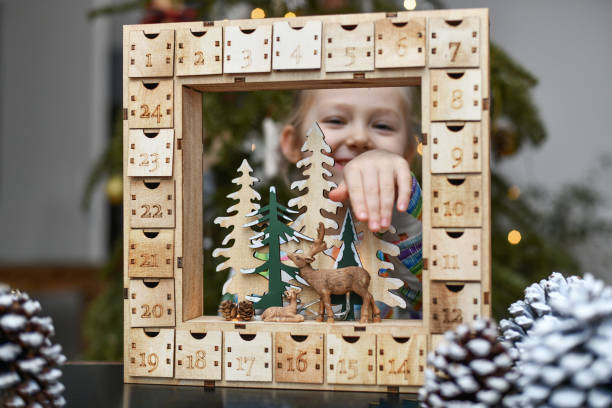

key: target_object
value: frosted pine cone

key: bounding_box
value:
[0,285,66,407]
[419,319,519,408]
[507,273,612,408]
[219,300,237,321]
[237,301,254,321]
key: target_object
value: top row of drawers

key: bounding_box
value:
[128,16,482,77]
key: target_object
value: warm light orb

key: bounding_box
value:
[507,185,521,200]
[251,143,256,152]
[284,11,296,18]
[508,229,522,245]
[404,0,417,10]
[417,141,423,156]
[251,7,265,19]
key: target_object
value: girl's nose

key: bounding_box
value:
[345,126,373,151]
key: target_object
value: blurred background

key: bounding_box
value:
[0,0,610,361]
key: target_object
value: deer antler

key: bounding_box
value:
[308,222,327,257]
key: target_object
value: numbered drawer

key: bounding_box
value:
[224,332,271,382]
[327,334,376,385]
[128,229,174,278]
[129,279,175,327]
[175,330,222,380]
[128,79,173,128]
[129,178,175,229]
[273,20,322,70]
[275,332,324,384]
[128,29,174,77]
[176,27,223,76]
[429,16,480,68]
[430,282,481,333]
[430,122,482,174]
[224,25,271,74]
[430,69,482,121]
[377,333,426,386]
[374,18,425,68]
[127,328,174,378]
[324,22,374,72]
[431,175,482,228]
[430,228,481,281]
[127,129,174,177]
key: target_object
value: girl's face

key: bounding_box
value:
[289,88,411,184]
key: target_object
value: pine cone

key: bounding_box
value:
[0,284,66,408]
[506,274,612,408]
[499,272,573,347]
[237,301,254,321]
[219,300,237,321]
[419,319,519,407]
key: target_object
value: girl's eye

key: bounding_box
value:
[374,122,394,131]
[323,117,345,125]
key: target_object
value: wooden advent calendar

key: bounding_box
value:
[123,8,491,392]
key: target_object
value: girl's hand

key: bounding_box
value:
[329,150,412,232]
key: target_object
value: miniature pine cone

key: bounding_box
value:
[237,301,254,321]
[0,284,66,408]
[219,300,237,321]
[418,319,519,408]
[505,273,612,408]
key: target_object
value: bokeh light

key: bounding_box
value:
[284,11,296,18]
[251,8,265,19]
[508,229,522,245]
[507,185,521,200]
[404,0,417,10]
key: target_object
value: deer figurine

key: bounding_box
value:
[261,287,304,322]
[287,223,381,324]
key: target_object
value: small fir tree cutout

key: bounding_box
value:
[212,159,268,301]
[354,221,406,309]
[242,186,311,309]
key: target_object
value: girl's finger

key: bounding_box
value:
[344,167,367,222]
[329,182,349,202]
[396,160,412,212]
[362,168,381,231]
[379,169,395,229]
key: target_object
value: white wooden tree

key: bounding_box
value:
[212,159,268,301]
[354,221,407,309]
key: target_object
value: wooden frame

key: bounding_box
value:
[123,8,491,392]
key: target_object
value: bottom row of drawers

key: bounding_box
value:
[128,329,426,386]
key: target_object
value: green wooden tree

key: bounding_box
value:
[242,186,311,309]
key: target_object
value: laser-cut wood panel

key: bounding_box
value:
[128,229,174,278]
[327,334,376,385]
[127,129,174,177]
[175,330,222,380]
[273,21,322,70]
[324,22,374,72]
[175,27,223,76]
[224,332,272,382]
[430,69,482,121]
[430,122,482,174]
[128,29,174,78]
[127,328,174,378]
[374,18,425,68]
[429,228,481,281]
[430,282,481,333]
[377,333,426,386]
[224,25,272,74]
[274,332,324,384]
[128,79,174,128]
[431,175,482,228]
[129,279,175,327]
[129,178,175,229]
[429,16,480,68]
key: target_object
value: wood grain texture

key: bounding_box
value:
[129,278,175,327]
[430,122,482,174]
[377,333,426,385]
[175,330,222,380]
[429,16,480,68]
[224,25,272,74]
[431,175,482,228]
[275,332,324,384]
[127,129,174,177]
[128,229,174,278]
[324,22,374,73]
[272,20,322,70]
[128,79,174,128]
[175,27,223,76]
[374,17,425,68]
[430,281,481,333]
[128,29,175,78]
[429,228,481,281]
[430,69,482,121]
[127,328,174,378]
[326,334,376,385]
[224,331,272,382]
[129,178,175,229]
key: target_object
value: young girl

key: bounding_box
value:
[279,87,423,318]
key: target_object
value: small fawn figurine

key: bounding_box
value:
[261,287,304,322]
[287,223,381,323]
